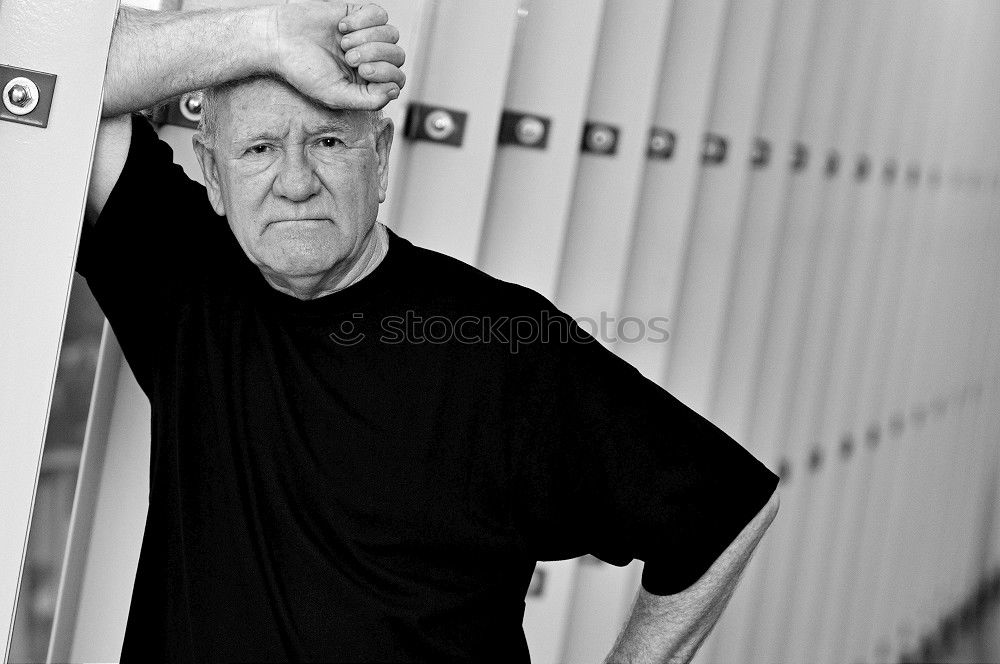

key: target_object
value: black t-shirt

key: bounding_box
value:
[76,114,778,663]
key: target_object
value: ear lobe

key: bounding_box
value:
[192,133,227,217]
[375,118,394,204]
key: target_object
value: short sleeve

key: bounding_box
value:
[511,305,779,596]
[75,113,234,394]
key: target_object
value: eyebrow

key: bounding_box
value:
[305,119,353,135]
[231,119,353,145]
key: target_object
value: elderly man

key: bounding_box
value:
[80,3,778,662]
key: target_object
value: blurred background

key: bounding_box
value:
[7,0,1000,662]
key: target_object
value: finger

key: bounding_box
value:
[331,82,400,112]
[356,61,406,89]
[340,24,400,51]
[339,3,388,33]
[344,42,405,68]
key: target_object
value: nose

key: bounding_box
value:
[273,147,321,202]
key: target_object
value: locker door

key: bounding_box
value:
[469,2,609,659]
[612,0,731,383]
[861,8,985,657]
[0,0,121,658]
[778,2,921,660]
[647,3,785,663]
[754,3,897,658]
[476,0,605,299]
[905,11,1000,648]
[700,2,825,660]
[551,1,681,659]
[389,0,521,264]
[728,0,868,659]
[815,3,959,660]
[656,0,780,417]
[845,4,978,659]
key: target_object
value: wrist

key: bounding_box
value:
[243,5,280,79]
[257,5,281,78]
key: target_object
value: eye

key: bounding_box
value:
[318,137,343,149]
[246,144,272,156]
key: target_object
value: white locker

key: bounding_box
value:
[701,1,824,661]
[734,0,872,657]
[816,2,961,660]
[476,0,605,300]
[0,0,121,658]
[555,1,682,657]
[388,0,521,264]
[472,1,609,659]
[779,2,922,660]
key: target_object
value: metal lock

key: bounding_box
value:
[581,122,619,155]
[865,423,881,448]
[839,434,855,460]
[163,91,204,129]
[1,66,57,128]
[498,110,550,149]
[854,154,871,181]
[424,110,456,141]
[889,413,906,437]
[808,448,823,472]
[882,159,898,184]
[702,133,728,165]
[180,91,203,123]
[791,142,809,171]
[647,127,676,160]
[825,150,841,178]
[751,137,771,168]
[404,103,467,147]
[4,77,37,115]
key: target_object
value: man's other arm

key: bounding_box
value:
[604,489,780,664]
[86,3,404,225]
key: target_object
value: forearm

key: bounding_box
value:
[605,491,780,664]
[102,5,275,118]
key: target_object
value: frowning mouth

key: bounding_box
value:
[265,218,332,229]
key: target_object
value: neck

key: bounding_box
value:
[260,223,388,300]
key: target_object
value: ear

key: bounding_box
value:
[192,132,227,217]
[374,117,394,204]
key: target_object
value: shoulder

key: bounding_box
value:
[390,232,561,319]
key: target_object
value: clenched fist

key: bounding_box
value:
[269,2,406,111]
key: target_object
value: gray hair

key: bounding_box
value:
[197,73,383,148]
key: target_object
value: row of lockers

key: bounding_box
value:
[28,0,1000,662]
[353,1,1000,661]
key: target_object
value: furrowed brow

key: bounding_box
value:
[306,120,353,136]
[232,129,283,145]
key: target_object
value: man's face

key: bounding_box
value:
[194,77,393,283]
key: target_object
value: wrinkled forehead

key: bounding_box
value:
[217,77,369,143]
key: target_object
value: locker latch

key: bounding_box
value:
[751,138,771,168]
[1,65,56,128]
[647,127,676,160]
[581,121,619,155]
[824,150,841,178]
[404,103,467,147]
[882,159,898,184]
[791,142,809,171]
[498,110,550,149]
[702,133,728,165]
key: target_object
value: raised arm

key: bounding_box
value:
[604,489,780,664]
[87,2,405,223]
